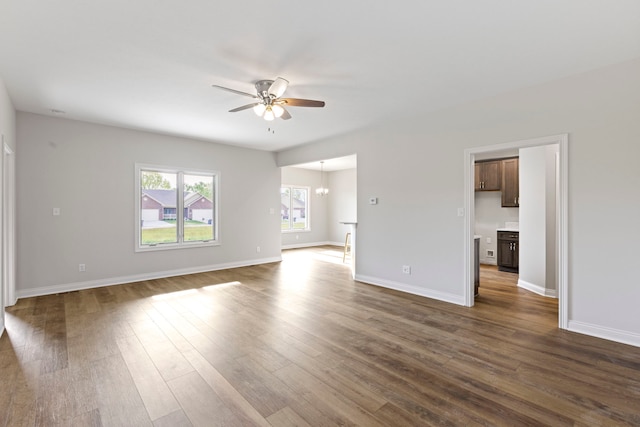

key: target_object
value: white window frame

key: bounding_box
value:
[281,185,311,233]
[135,163,219,252]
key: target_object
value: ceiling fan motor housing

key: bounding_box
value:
[255,80,275,101]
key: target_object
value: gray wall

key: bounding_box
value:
[327,168,357,245]
[545,146,558,294]
[0,78,15,153]
[16,113,282,296]
[519,145,558,295]
[277,58,640,346]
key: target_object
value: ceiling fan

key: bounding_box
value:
[211,77,325,121]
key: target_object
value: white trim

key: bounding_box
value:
[15,256,282,300]
[0,136,4,336]
[3,142,15,307]
[517,279,558,298]
[558,138,569,329]
[463,150,474,307]
[281,241,336,250]
[355,274,465,306]
[568,320,640,348]
[463,134,568,331]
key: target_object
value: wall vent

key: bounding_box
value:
[487,250,495,257]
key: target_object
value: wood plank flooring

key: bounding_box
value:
[1,246,639,426]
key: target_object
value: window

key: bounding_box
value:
[136,164,218,251]
[281,186,309,231]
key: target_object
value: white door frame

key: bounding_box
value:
[463,134,568,329]
[3,141,16,308]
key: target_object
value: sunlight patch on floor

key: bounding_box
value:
[150,281,241,301]
[151,288,198,300]
[313,249,349,265]
[202,281,242,291]
[282,247,349,266]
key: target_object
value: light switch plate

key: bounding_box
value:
[53,208,60,216]
[369,197,378,205]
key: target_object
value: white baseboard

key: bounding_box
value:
[16,256,282,300]
[517,279,558,298]
[282,241,342,250]
[568,320,640,348]
[355,274,465,306]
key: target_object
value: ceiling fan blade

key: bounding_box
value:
[280,98,325,108]
[229,103,260,112]
[211,85,258,99]
[280,107,292,120]
[268,77,289,98]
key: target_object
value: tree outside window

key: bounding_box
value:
[281,186,309,231]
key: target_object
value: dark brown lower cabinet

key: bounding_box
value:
[497,231,519,273]
[474,237,480,297]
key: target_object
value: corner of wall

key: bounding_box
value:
[568,320,640,349]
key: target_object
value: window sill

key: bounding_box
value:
[136,240,220,252]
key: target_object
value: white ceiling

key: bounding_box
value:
[1,1,640,152]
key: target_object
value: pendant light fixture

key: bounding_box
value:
[316,161,329,196]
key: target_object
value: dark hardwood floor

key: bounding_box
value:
[1,246,639,426]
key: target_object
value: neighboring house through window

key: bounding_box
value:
[281,186,309,231]
[136,164,218,251]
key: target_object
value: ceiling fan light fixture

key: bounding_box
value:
[212,78,325,122]
[263,106,275,121]
[272,104,284,118]
[253,103,266,116]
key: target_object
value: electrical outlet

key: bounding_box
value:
[402,265,411,274]
[79,264,86,272]
[256,246,261,253]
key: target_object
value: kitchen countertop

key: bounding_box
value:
[497,228,519,232]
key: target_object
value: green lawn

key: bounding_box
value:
[142,224,214,244]
[281,220,308,231]
[163,219,207,226]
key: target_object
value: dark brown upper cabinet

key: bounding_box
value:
[474,160,502,191]
[501,157,519,207]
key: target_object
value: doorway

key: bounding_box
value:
[280,155,357,249]
[463,134,568,329]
